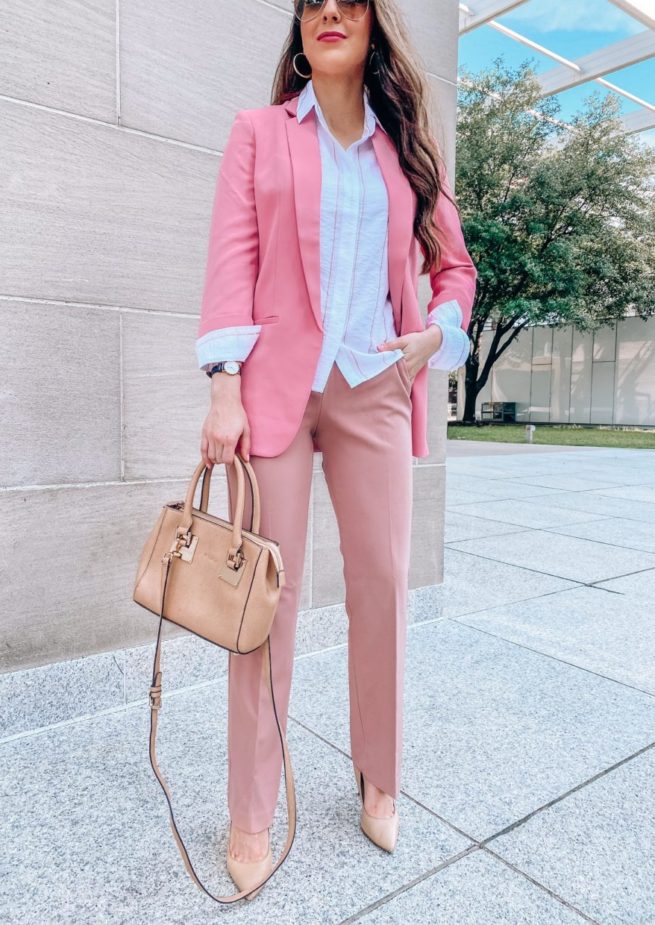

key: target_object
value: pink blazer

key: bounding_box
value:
[198,94,477,459]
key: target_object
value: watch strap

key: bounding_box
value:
[205,361,242,378]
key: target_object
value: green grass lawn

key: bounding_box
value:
[447,423,655,449]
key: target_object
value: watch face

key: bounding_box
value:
[224,361,240,374]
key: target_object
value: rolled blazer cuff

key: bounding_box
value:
[425,300,471,371]
[196,324,261,370]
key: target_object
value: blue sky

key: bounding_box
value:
[458,0,655,147]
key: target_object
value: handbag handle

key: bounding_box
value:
[199,453,261,534]
[177,454,253,559]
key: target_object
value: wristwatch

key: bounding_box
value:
[206,360,242,379]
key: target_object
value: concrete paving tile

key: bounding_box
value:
[447,449,613,471]
[0,650,124,739]
[447,529,655,583]
[124,631,227,705]
[491,748,655,925]
[446,450,654,489]
[445,461,550,481]
[539,491,655,525]
[436,547,577,616]
[445,512,529,544]
[445,498,608,529]
[589,484,655,504]
[446,443,600,460]
[445,473,569,501]
[356,848,589,924]
[547,516,655,554]
[290,620,655,842]
[0,682,470,923]
[596,567,655,603]
[504,474,626,493]
[443,487,501,507]
[454,584,655,693]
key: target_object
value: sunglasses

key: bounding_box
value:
[294,0,370,23]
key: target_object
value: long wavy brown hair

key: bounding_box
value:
[270,0,456,277]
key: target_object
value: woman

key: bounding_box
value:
[196,0,477,897]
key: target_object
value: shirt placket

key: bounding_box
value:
[313,97,374,390]
[332,140,365,386]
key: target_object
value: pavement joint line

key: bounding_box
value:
[479,739,655,849]
[444,528,534,540]
[446,525,537,538]
[444,515,597,530]
[442,542,655,586]
[442,543,593,584]
[342,838,601,925]
[0,675,225,746]
[532,525,655,555]
[286,714,481,847]
[337,845,481,924]
[283,715,655,869]
[486,483,638,494]
[0,612,449,746]
[445,509,625,527]
[441,616,655,701]
[404,585,583,629]
[479,844,604,924]
[446,484,652,490]
[448,493,655,523]
[587,584,629,595]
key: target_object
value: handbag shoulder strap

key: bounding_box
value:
[146,552,297,903]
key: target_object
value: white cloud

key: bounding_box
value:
[507,0,645,34]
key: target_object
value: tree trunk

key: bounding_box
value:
[462,358,479,423]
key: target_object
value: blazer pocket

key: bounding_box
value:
[254,314,280,324]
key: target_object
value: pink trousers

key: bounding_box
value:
[224,357,414,833]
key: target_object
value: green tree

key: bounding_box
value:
[454,58,655,424]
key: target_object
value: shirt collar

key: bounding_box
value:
[296,78,385,140]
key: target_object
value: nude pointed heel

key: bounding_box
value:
[353,764,400,853]
[226,824,273,900]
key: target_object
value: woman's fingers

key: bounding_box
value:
[240,420,251,461]
[201,411,247,468]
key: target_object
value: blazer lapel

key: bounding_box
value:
[370,127,415,334]
[284,96,323,332]
[283,94,415,336]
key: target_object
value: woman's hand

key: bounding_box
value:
[376,326,443,379]
[200,374,251,468]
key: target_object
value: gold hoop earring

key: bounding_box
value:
[292,52,312,78]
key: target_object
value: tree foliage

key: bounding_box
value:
[454,58,655,422]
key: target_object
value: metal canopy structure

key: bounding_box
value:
[459,0,655,135]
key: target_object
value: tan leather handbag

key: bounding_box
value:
[132,451,296,903]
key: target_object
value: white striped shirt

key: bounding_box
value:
[196,79,469,382]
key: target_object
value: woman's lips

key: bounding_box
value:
[318,33,346,41]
